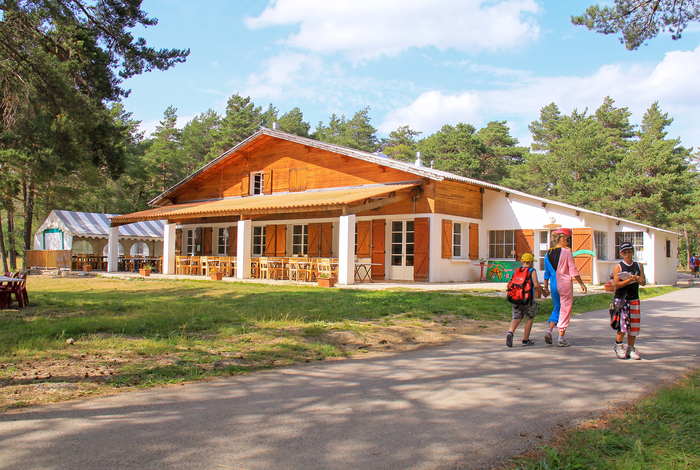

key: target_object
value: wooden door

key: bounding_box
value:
[371,219,386,280]
[227,226,237,256]
[275,225,287,257]
[414,218,430,281]
[320,223,333,257]
[572,227,594,283]
[356,221,371,258]
[515,229,534,260]
[265,225,277,256]
[307,223,320,257]
[202,227,213,255]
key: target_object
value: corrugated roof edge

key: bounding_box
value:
[148,128,677,235]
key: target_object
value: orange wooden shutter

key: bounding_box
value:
[468,223,479,260]
[175,229,182,255]
[241,173,250,196]
[442,219,453,259]
[515,229,534,261]
[371,219,386,280]
[320,222,333,257]
[265,225,277,255]
[227,226,237,256]
[263,170,272,195]
[275,224,287,257]
[202,227,213,255]
[307,223,320,257]
[289,168,298,192]
[572,227,594,283]
[297,167,307,191]
[356,221,371,257]
[414,217,430,281]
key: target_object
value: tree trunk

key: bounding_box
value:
[7,206,17,270]
[684,225,690,269]
[0,210,9,273]
[23,177,36,254]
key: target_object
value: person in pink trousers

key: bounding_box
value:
[543,228,587,347]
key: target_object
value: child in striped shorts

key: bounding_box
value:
[613,242,646,360]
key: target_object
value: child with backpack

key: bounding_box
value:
[506,253,549,347]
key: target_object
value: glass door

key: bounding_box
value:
[390,220,415,280]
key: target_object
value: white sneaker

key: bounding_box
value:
[614,343,628,359]
[628,346,641,360]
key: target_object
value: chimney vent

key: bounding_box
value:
[415,151,423,167]
[272,122,280,130]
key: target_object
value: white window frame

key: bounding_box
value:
[130,241,150,257]
[453,222,463,258]
[594,231,607,261]
[250,171,264,196]
[292,224,308,256]
[615,231,644,260]
[488,230,516,259]
[252,226,266,256]
[185,229,196,255]
[216,228,228,255]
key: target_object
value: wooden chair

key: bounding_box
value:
[302,258,318,282]
[267,257,286,280]
[258,257,270,279]
[318,258,333,278]
[288,258,302,281]
[189,256,201,276]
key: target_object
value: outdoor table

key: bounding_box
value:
[473,262,490,282]
[0,276,21,283]
[354,262,380,283]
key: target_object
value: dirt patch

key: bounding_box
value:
[0,316,506,411]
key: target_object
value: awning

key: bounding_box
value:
[110,182,421,226]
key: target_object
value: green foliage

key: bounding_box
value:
[277,107,311,137]
[381,125,422,162]
[572,0,700,50]
[208,94,277,159]
[313,107,379,152]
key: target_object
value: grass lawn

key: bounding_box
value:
[0,276,679,410]
[511,369,700,469]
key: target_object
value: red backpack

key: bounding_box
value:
[507,267,533,305]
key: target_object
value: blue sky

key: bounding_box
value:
[122,0,700,151]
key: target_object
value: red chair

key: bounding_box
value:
[5,272,27,309]
[0,272,14,309]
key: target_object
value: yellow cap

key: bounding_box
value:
[520,253,535,262]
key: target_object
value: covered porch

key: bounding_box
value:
[108,182,422,285]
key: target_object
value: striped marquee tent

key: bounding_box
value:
[34,210,164,251]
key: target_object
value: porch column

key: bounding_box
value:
[163,223,176,274]
[107,226,119,272]
[237,219,252,279]
[338,214,356,285]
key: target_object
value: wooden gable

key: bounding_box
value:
[156,132,483,220]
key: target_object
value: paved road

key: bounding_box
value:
[2,287,699,470]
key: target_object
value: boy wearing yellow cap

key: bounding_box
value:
[506,253,549,347]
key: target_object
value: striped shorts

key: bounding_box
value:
[614,298,641,336]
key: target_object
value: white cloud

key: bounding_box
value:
[245,0,541,61]
[380,44,700,149]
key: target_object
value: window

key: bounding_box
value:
[217,228,228,255]
[252,226,266,256]
[615,231,644,260]
[103,243,124,256]
[292,225,308,255]
[489,230,516,259]
[251,171,264,195]
[185,229,196,255]
[130,241,149,257]
[72,240,93,254]
[538,231,549,271]
[666,239,672,258]
[391,221,414,267]
[453,223,462,257]
[594,231,607,260]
